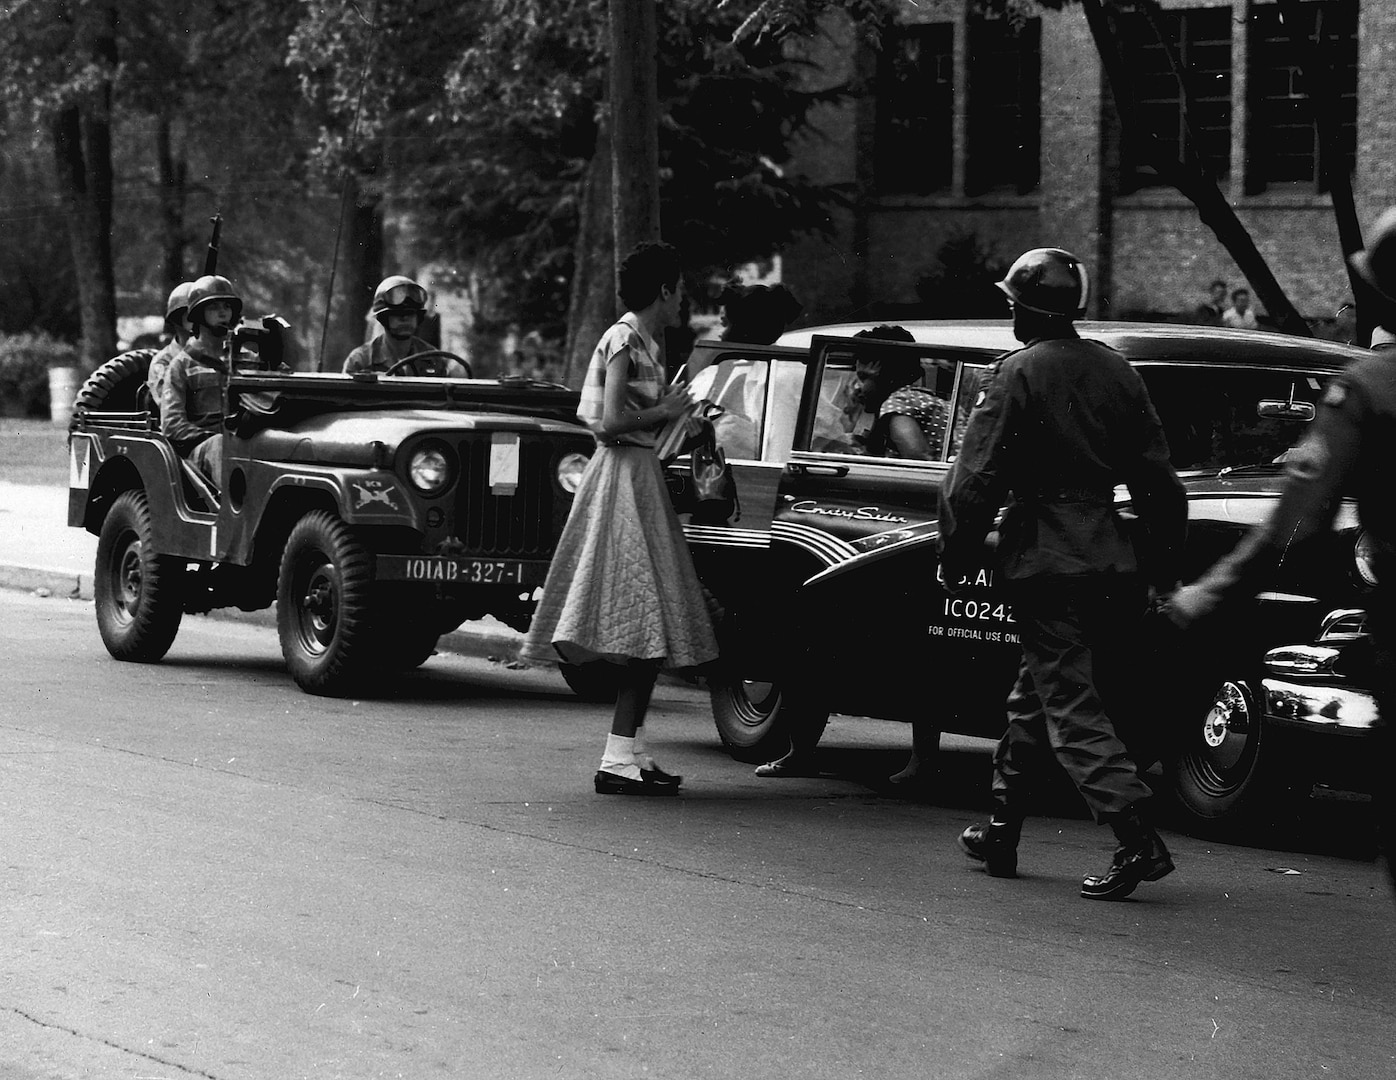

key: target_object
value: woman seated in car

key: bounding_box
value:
[847,325,948,459]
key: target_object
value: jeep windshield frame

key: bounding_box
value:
[228,371,584,429]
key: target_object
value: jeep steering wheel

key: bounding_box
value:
[382,350,474,379]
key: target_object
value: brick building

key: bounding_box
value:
[782,0,1394,337]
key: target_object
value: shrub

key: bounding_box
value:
[0,332,79,418]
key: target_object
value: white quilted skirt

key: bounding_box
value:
[520,444,719,670]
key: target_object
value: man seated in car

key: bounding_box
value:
[343,275,467,377]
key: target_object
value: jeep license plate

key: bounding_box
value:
[381,556,539,585]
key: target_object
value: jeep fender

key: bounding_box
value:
[72,432,215,557]
[261,467,421,529]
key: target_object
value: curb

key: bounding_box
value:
[0,561,525,664]
[0,564,93,601]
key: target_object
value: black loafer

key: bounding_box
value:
[641,766,682,789]
[594,770,680,796]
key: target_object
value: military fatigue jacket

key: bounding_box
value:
[161,339,229,455]
[1177,349,1396,620]
[937,331,1186,588]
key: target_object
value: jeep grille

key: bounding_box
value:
[455,435,561,556]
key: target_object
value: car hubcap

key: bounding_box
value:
[1199,680,1252,775]
[732,679,778,728]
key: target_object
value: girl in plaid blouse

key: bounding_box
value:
[522,242,719,795]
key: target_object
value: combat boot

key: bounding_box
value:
[1080,804,1175,901]
[958,811,1022,878]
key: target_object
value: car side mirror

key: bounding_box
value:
[1257,399,1315,422]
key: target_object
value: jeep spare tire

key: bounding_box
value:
[71,349,156,429]
[277,511,376,695]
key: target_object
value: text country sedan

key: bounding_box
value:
[669,321,1381,832]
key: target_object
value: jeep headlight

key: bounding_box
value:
[1355,529,1378,586]
[408,443,454,495]
[557,452,590,494]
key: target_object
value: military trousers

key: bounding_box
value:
[992,574,1156,823]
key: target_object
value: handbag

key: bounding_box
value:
[689,424,739,524]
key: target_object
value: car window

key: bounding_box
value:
[690,357,767,461]
[1138,364,1331,471]
[948,364,989,458]
[944,360,1333,470]
[803,339,957,459]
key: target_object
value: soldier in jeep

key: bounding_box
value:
[145,280,194,410]
[343,276,468,378]
[161,274,241,485]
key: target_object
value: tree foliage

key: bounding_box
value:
[290,0,870,344]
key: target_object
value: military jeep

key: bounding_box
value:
[67,348,594,695]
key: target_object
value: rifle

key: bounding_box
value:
[203,214,222,276]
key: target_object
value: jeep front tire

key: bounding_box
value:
[277,511,375,695]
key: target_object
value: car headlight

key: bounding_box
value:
[408,443,454,495]
[556,452,590,493]
[1355,529,1378,586]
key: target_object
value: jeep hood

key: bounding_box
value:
[248,408,594,466]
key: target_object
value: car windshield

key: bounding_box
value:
[1137,364,1331,472]
[944,361,1332,471]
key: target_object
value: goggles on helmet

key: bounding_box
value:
[382,283,427,309]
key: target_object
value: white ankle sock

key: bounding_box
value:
[631,728,657,771]
[599,734,641,780]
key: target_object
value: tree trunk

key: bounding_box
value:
[1082,0,1311,336]
[608,0,662,267]
[564,133,618,387]
[52,104,118,371]
[52,0,119,370]
[155,112,189,292]
[314,175,383,371]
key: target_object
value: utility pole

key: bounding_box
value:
[608,0,662,269]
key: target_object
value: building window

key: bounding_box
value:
[1125,5,1233,190]
[966,16,1041,196]
[1246,0,1357,191]
[874,23,953,195]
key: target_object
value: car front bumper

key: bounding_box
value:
[1261,640,1380,735]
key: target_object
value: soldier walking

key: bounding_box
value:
[938,247,1187,900]
[1169,209,1396,899]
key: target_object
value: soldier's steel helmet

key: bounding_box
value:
[164,281,195,330]
[1349,207,1396,311]
[186,275,244,326]
[996,248,1090,319]
[371,275,428,324]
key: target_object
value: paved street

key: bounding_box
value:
[2,589,1394,1079]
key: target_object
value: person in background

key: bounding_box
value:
[1222,287,1259,330]
[161,274,241,485]
[941,247,1187,901]
[343,276,466,377]
[521,241,719,796]
[1168,206,1396,901]
[1195,278,1228,326]
[717,282,803,345]
[145,281,194,410]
